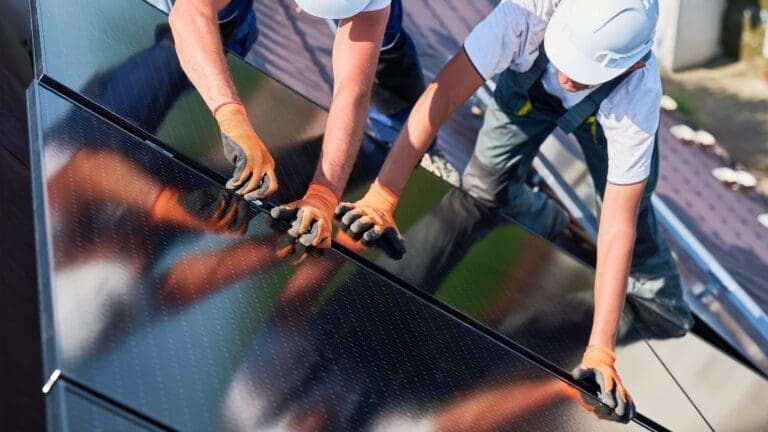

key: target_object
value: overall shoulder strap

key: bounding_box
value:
[555,50,652,134]
[493,45,552,114]
[519,46,551,90]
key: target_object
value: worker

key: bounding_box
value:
[335,0,693,422]
[168,0,425,250]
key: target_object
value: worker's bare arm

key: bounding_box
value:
[170,0,277,199]
[334,49,484,256]
[269,9,390,249]
[168,0,239,111]
[377,49,484,194]
[589,180,645,350]
[311,9,389,196]
[570,180,645,420]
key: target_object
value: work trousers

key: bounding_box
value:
[470,71,691,329]
[386,69,693,331]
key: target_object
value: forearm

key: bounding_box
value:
[168,0,239,112]
[589,225,636,349]
[312,85,371,196]
[588,180,645,349]
[310,13,388,196]
[378,50,484,194]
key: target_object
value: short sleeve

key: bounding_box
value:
[598,59,662,185]
[361,0,391,12]
[463,1,530,80]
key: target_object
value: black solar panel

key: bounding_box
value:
[27,0,768,431]
[30,84,662,431]
[49,382,165,431]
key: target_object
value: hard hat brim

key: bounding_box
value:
[544,22,625,86]
[294,0,370,19]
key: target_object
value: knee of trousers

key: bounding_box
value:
[461,154,513,208]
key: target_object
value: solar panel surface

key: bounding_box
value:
[28,0,768,430]
[30,84,663,432]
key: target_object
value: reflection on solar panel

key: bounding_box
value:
[32,84,659,431]
[28,0,768,430]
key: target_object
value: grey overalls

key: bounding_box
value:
[383,47,693,332]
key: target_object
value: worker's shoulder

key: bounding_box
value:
[608,56,662,106]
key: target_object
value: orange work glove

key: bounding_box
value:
[334,181,406,259]
[270,183,338,249]
[150,186,250,235]
[571,345,636,423]
[215,102,278,200]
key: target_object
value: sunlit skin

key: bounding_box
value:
[169,0,389,200]
[557,61,646,92]
[557,71,596,92]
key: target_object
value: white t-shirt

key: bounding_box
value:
[362,0,391,12]
[464,0,661,185]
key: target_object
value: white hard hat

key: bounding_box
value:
[544,0,658,85]
[294,0,371,19]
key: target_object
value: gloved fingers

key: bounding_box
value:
[625,398,637,422]
[340,208,365,229]
[611,387,626,420]
[297,219,318,246]
[297,209,318,237]
[382,228,406,259]
[270,205,299,220]
[334,203,355,219]
[266,210,292,233]
[361,223,391,242]
[260,167,278,197]
[593,403,616,421]
[240,171,275,201]
[235,164,263,197]
[571,366,591,381]
[613,380,634,421]
[362,227,406,260]
[299,219,331,249]
[349,215,374,235]
[243,170,277,201]
[571,366,590,381]
[571,367,606,413]
[592,369,617,410]
[227,157,252,190]
[287,209,314,238]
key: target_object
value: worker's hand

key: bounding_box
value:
[215,103,278,200]
[572,346,636,423]
[334,181,406,260]
[150,186,250,235]
[270,183,339,249]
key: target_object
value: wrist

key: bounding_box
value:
[214,102,254,137]
[308,181,340,202]
[366,180,400,212]
[212,100,242,118]
[306,182,340,210]
[583,345,616,365]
